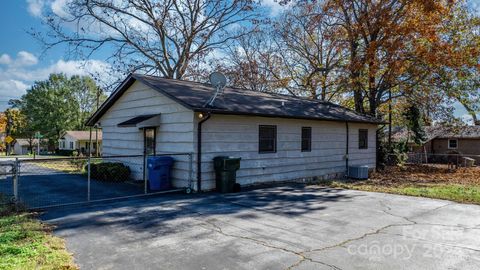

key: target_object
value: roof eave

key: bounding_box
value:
[193,108,384,124]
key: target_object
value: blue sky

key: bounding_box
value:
[0,1,111,111]
[0,0,478,123]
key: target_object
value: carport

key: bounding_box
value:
[0,154,193,209]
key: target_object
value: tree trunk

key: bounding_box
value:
[350,41,364,113]
[367,59,377,117]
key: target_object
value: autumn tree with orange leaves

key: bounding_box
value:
[38,0,478,124]
[324,0,480,117]
[217,0,478,123]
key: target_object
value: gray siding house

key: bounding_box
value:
[86,74,381,191]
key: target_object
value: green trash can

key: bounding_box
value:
[213,156,241,193]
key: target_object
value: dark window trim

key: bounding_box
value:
[259,125,277,154]
[301,127,312,152]
[358,129,368,149]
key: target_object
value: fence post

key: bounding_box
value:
[13,158,18,204]
[87,156,91,201]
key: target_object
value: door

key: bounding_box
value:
[144,127,156,156]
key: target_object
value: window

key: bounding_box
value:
[69,141,74,149]
[448,139,458,149]
[259,125,277,153]
[301,127,312,152]
[144,128,156,155]
[358,129,368,149]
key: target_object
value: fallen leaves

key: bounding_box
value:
[368,164,480,187]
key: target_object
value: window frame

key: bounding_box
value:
[258,125,277,154]
[69,141,74,149]
[358,129,368,149]
[301,127,312,152]
[448,139,458,149]
[144,127,157,156]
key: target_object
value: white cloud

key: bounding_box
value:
[0,80,30,100]
[0,54,12,65]
[0,50,112,110]
[51,0,70,18]
[261,0,292,16]
[27,0,45,17]
[26,0,71,18]
[1,59,110,83]
[42,59,110,78]
[16,51,38,67]
[0,52,38,68]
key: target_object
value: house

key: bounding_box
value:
[13,139,35,155]
[58,130,102,155]
[393,125,480,163]
[85,74,381,191]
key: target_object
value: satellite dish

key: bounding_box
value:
[205,72,227,107]
[209,72,227,88]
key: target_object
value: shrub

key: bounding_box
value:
[56,149,77,156]
[70,158,87,172]
[378,139,409,167]
[85,162,131,182]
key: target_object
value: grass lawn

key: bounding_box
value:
[322,164,480,205]
[0,201,77,270]
[34,160,86,173]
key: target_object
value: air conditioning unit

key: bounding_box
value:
[348,165,369,179]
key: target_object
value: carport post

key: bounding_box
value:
[13,158,18,203]
[143,153,147,194]
[88,127,92,201]
[188,153,193,191]
[87,157,91,201]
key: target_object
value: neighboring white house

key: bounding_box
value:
[59,131,102,155]
[86,74,380,191]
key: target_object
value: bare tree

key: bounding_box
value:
[33,0,259,79]
[272,2,344,101]
[214,27,285,92]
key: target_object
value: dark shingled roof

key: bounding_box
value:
[86,74,382,126]
[392,125,480,142]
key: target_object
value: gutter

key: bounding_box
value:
[196,112,211,192]
[345,121,349,176]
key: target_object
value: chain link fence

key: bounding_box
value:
[0,153,193,209]
[386,152,480,168]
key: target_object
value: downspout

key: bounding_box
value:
[345,121,349,177]
[197,112,211,192]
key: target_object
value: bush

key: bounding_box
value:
[70,158,87,172]
[56,149,77,156]
[85,162,131,182]
[378,139,409,168]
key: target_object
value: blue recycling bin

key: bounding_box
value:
[147,156,174,191]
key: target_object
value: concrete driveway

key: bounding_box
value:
[41,185,480,270]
